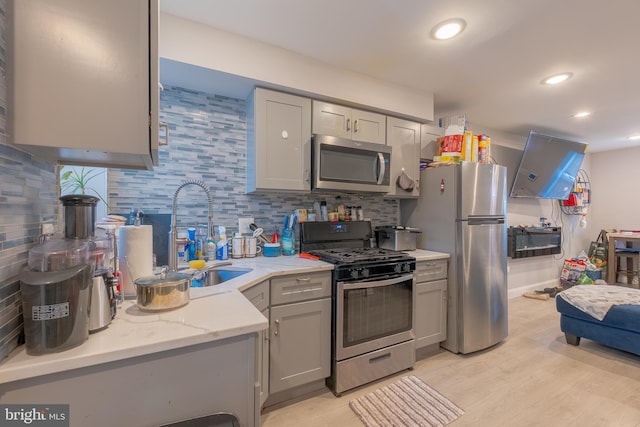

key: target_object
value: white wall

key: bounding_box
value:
[590,146,640,233]
[159,13,434,122]
[471,126,593,296]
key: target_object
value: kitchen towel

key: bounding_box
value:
[118,225,154,298]
[349,375,463,427]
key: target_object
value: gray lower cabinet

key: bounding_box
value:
[259,307,270,407]
[242,281,270,407]
[414,259,448,349]
[269,298,331,394]
[269,272,332,394]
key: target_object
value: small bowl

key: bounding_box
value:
[263,243,281,257]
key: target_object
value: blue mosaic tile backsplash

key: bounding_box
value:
[108,86,399,262]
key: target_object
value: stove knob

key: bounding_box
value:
[394,264,402,273]
[361,268,369,278]
[403,263,411,272]
[351,269,360,280]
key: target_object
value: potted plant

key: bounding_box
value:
[59,166,109,209]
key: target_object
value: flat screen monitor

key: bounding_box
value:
[510,131,588,199]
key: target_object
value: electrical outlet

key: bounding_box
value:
[238,217,254,235]
[41,223,55,235]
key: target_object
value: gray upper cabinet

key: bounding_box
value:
[7,0,160,170]
[420,123,444,161]
[312,101,386,144]
[386,117,421,198]
[247,88,312,192]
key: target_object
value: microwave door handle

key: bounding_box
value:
[377,152,385,184]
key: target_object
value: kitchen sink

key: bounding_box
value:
[204,267,252,286]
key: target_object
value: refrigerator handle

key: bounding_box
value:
[467,217,505,225]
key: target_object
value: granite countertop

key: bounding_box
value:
[0,248,448,384]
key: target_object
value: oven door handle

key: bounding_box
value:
[339,273,413,290]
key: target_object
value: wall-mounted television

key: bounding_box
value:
[510,131,588,199]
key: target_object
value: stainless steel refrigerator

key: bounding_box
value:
[401,162,508,354]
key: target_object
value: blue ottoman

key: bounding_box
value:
[556,293,640,356]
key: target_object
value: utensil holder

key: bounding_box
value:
[281,228,296,256]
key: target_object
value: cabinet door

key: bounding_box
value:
[386,117,421,197]
[259,307,270,407]
[269,298,331,394]
[312,101,351,139]
[414,279,447,348]
[420,123,444,160]
[351,109,387,144]
[9,0,158,170]
[247,88,312,192]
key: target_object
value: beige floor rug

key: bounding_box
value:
[349,375,464,427]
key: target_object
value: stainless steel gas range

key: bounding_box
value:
[300,221,416,396]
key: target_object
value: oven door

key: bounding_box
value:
[336,273,414,361]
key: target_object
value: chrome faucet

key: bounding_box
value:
[168,179,214,272]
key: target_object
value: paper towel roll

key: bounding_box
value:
[118,225,154,298]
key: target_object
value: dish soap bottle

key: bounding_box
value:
[206,228,216,261]
[216,226,229,260]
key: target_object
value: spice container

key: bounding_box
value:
[307,209,317,222]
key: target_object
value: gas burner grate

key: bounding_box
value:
[309,247,411,265]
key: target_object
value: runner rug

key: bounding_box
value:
[348,375,464,427]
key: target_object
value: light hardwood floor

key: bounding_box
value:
[260,296,640,427]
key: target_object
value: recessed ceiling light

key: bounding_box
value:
[629,135,640,141]
[573,111,591,118]
[542,72,573,85]
[431,18,466,40]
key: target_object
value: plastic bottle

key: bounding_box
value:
[177,231,188,263]
[195,224,206,260]
[216,226,229,260]
[206,235,216,261]
[335,196,345,221]
[187,227,197,261]
[320,201,328,222]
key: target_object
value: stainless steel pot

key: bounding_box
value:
[134,271,191,312]
[375,226,421,251]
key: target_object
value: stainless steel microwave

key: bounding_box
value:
[312,135,391,193]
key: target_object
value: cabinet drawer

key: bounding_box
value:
[415,259,448,282]
[271,272,332,305]
[242,280,270,312]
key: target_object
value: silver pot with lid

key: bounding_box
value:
[134,271,191,312]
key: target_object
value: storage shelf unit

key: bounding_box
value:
[508,226,562,258]
[559,169,590,215]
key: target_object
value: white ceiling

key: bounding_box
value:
[160,0,640,152]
